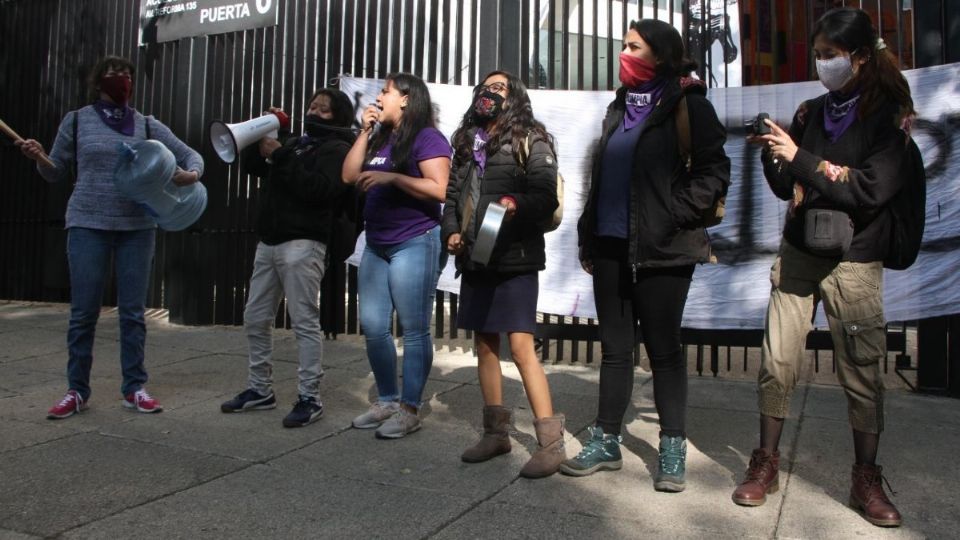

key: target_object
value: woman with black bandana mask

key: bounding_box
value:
[219,88,356,428]
[441,71,564,478]
[563,20,729,491]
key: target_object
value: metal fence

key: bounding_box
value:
[0,0,956,388]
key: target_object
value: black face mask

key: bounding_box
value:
[472,91,505,122]
[304,114,335,137]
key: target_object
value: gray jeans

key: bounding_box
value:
[244,240,327,399]
[759,241,886,434]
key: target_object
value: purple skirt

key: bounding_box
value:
[457,271,538,333]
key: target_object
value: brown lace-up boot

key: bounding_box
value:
[519,414,566,478]
[461,406,512,463]
[732,448,780,506]
[850,463,902,527]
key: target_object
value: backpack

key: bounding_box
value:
[675,95,725,227]
[882,135,926,270]
[519,133,563,232]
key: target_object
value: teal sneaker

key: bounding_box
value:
[654,434,687,492]
[559,426,623,477]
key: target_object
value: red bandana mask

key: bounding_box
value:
[100,75,132,105]
[619,53,657,88]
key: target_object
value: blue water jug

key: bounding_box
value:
[113,140,207,231]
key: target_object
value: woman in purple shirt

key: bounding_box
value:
[342,73,452,439]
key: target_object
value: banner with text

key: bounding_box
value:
[342,64,960,329]
[139,0,278,45]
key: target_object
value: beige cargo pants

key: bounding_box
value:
[758,241,886,434]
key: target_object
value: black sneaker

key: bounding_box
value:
[220,389,276,413]
[282,395,323,428]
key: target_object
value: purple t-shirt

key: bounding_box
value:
[363,127,452,245]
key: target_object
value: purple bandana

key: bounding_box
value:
[472,128,489,174]
[623,77,667,132]
[93,99,135,136]
[823,90,861,142]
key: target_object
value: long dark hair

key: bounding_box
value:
[86,56,136,103]
[811,7,915,122]
[628,19,698,79]
[450,70,555,166]
[367,72,436,172]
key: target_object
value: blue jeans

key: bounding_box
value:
[66,227,156,400]
[359,225,445,408]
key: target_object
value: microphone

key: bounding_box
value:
[365,103,382,140]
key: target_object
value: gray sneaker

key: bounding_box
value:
[352,401,399,429]
[375,408,421,439]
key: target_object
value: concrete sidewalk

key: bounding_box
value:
[1,301,957,539]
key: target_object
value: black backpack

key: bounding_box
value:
[882,135,926,270]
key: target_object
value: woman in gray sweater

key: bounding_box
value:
[17,56,203,419]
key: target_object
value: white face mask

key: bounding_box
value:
[816,55,855,92]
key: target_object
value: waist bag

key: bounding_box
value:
[803,208,853,257]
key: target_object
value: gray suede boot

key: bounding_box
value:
[519,414,566,478]
[461,405,512,463]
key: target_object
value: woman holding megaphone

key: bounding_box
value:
[342,73,451,439]
[220,89,356,428]
[17,56,204,420]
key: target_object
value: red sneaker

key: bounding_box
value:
[123,389,164,413]
[47,390,87,419]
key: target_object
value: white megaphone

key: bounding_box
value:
[208,110,290,163]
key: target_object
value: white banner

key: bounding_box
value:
[342,63,960,329]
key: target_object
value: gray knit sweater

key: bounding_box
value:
[39,105,204,230]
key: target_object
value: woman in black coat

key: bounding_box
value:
[441,70,565,478]
[562,19,730,492]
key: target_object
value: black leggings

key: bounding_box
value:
[592,238,694,438]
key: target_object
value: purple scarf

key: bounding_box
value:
[472,128,489,175]
[622,77,667,132]
[823,90,861,142]
[93,99,135,136]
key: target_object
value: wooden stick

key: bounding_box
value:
[0,118,57,169]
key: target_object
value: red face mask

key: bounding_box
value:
[100,75,132,105]
[618,53,657,88]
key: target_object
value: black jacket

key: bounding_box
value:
[763,95,907,262]
[242,130,355,246]
[578,79,731,269]
[441,131,559,273]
